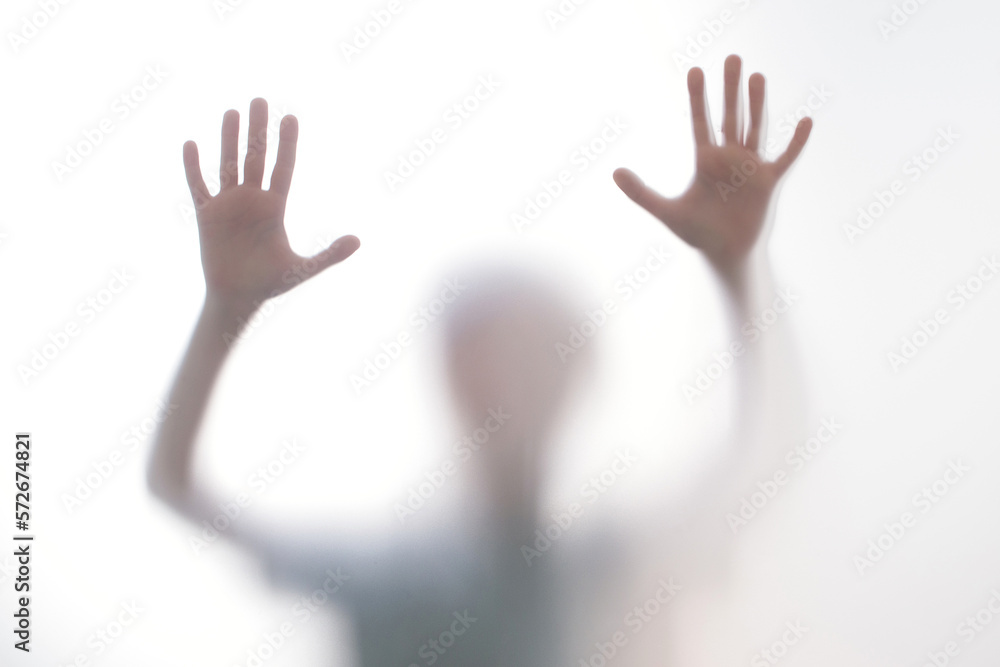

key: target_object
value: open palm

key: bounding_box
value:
[183,98,359,311]
[614,55,812,266]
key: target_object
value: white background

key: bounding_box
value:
[2,0,999,665]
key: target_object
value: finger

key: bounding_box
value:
[220,109,240,190]
[745,73,767,155]
[613,168,680,228]
[722,54,743,146]
[269,115,298,198]
[687,68,714,147]
[295,235,361,284]
[244,98,268,189]
[772,117,812,178]
[183,141,211,209]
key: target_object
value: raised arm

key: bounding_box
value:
[612,56,814,576]
[146,98,359,535]
[614,53,811,437]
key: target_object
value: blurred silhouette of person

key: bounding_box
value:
[147,54,811,665]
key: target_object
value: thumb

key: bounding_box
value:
[613,168,680,229]
[296,235,361,283]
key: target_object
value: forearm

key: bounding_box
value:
[146,295,257,515]
[708,246,773,321]
[708,247,805,468]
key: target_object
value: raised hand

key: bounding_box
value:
[613,55,812,268]
[183,98,359,313]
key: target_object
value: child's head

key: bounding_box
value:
[441,258,590,464]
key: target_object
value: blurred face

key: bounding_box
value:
[444,274,587,470]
